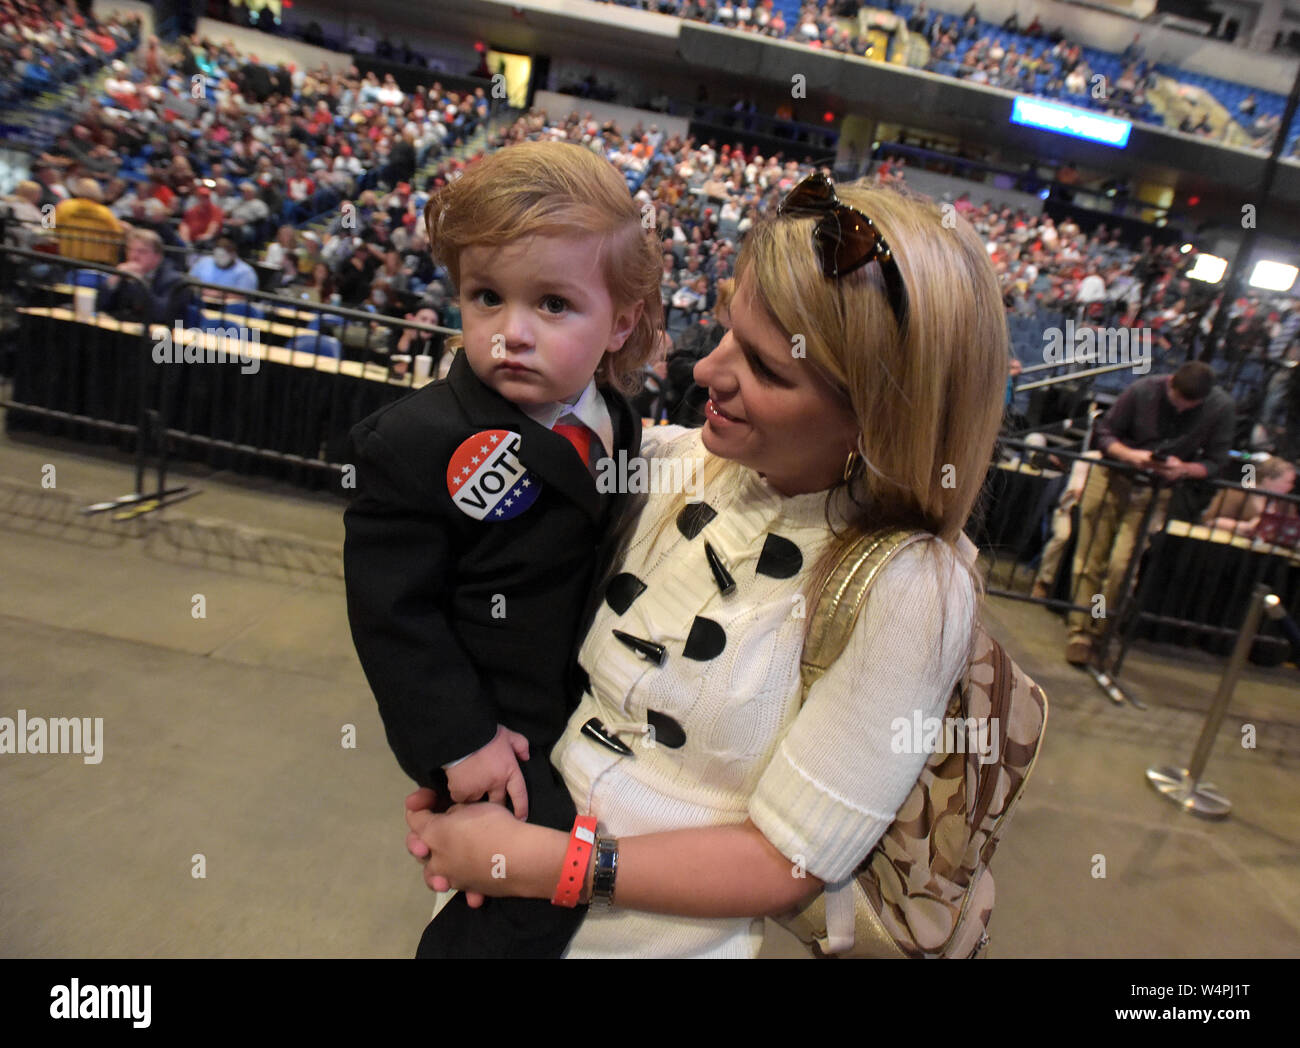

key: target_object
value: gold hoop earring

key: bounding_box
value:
[842,448,860,483]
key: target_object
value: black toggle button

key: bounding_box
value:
[605,572,648,615]
[646,709,686,749]
[676,501,718,540]
[682,615,726,661]
[613,629,667,666]
[704,541,736,596]
[581,718,634,756]
[756,533,803,579]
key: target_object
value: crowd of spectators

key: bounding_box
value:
[1,17,496,313]
[402,103,1292,439]
[588,0,1296,154]
[2,1,1294,449]
[1,0,141,103]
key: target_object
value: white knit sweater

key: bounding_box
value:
[554,427,978,958]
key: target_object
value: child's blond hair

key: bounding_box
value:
[424,140,664,395]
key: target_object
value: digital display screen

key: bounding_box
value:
[486,49,532,109]
[1010,97,1132,149]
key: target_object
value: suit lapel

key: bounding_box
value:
[446,352,604,524]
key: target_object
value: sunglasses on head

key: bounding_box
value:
[776,172,908,331]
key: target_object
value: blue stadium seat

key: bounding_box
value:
[289,333,342,358]
[72,269,109,290]
[219,301,266,320]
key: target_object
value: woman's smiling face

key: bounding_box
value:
[693,275,859,496]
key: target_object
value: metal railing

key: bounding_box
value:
[1,244,457,508]
[975,434,1300,704]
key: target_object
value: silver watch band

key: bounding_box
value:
[592,836,619,907]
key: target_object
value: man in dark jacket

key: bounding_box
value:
[240,58,273,102]
[97,227,192,325]
[388,131,417,184]
[1066,361,1235,665]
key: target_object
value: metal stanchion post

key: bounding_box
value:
[1145,585,1277,819]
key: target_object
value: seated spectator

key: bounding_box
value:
[136,197,185,251]
[33,160,71,211]
[1,182,50,250]
[263,225,300,288]
[167,155,197,201]
[54,178,124,265]
[224,181,270,248]
[375,249,411,295]
[336,240,385,305]
[297,261,339,305]
[98,228,192,325]
[189,237,259,293]
[137,170,177,214]
[1203,457,1297,536]
[391,306,444,374]
[103,60,140,109]
[667,274,709,334]
[178,186,224,249]
[285,167,316,205]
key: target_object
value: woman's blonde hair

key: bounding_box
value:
[656,179,1007,605]
[423,140,663,395]
[714,277,736,324]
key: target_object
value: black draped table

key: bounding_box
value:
[1132,520,1300,665]
[6,309,417,490]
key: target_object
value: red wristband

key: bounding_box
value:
[551,815,598,908]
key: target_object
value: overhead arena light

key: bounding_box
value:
[1187,253,1228,283]
[1249,260,1298,292]
[1180,243,1193,254]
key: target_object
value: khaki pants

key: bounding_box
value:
[1034,497,1078,592]
[1067,468,1171,643]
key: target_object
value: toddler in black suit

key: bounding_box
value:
[344,140,664,957]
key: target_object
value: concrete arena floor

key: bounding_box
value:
[1,421,1297,959]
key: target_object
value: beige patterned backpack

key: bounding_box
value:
[778,528,1049,959]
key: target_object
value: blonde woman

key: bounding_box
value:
[405,173,1009,958]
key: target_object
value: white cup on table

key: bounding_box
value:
[73,286,96,322]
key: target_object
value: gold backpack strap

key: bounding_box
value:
[799,527,930,701]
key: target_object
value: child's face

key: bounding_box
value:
[457,233,642,406]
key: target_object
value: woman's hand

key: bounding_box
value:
[404,788,483,904]
[404,788,558,908]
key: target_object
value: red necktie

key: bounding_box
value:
[553,415,602,478]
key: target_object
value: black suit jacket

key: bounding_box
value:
[344,351,643,790]
[97,258,193,326]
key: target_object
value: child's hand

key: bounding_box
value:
[445,725,530,820]
[405,788,485,907]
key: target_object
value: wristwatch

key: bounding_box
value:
[591,837,619,908]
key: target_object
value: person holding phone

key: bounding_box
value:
[1065,362,1234,666]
